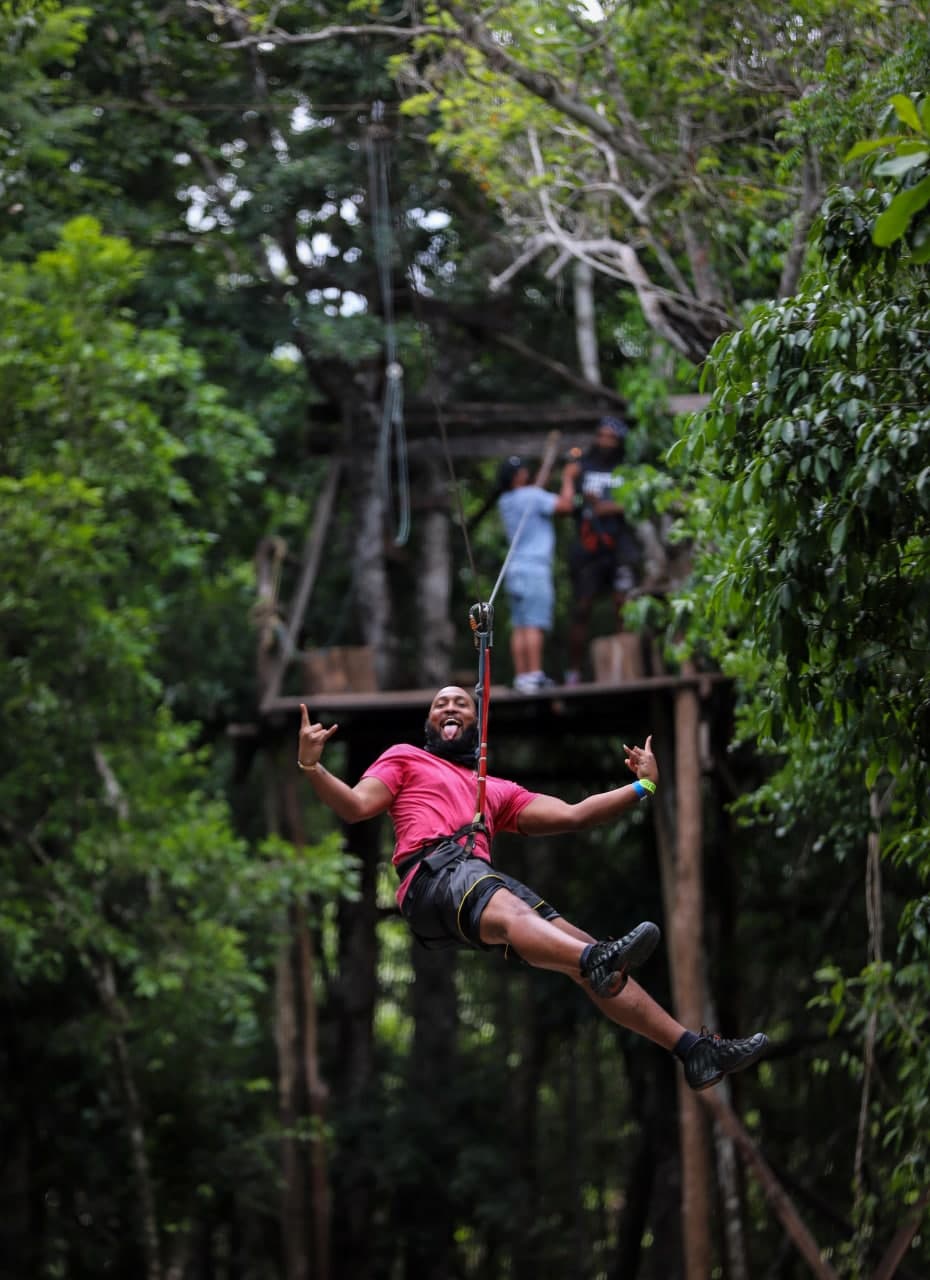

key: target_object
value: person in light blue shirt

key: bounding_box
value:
[496,455,574,692]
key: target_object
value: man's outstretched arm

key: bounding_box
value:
[297,703,393,823]
[518,736,658,836]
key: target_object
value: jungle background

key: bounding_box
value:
[2,2,930,1278]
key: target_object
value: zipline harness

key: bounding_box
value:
[391,529,535,883]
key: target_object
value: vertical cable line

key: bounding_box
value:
[368,100,411,547]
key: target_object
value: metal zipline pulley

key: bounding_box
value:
[468,601,494,650]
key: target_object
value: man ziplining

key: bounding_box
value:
[297,683,769,1092]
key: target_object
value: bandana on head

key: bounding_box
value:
[423,720,479,767]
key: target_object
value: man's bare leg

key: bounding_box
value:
[478,888,589,976]
[478,893,768,1080]
[479,894,684,1052]
[510,627,532,677]
[550,916,684,1050]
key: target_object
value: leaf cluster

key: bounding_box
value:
[667,85,930,1220]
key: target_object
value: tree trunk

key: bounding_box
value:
[779,150,823,299]
[399,944,459,1280]
[707,705,751,1280]
[672,680,713,1279]
[681,213,724,309]
[332,736,383,1279]
[95,958,163,1280]
[266,753,308,1280]
[274,913,308,1280]
[282,768,332,1280]
[352,415,397,690]
[296,902,331,1280]
[612,1051,682,1280]
[510,968,546,1280]
[573,258,601,385]
[416,457,454,688]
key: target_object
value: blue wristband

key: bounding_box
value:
[633,780,647,799]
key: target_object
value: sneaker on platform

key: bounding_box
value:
[683,1028,770,1092]
[514,671,557,693]
[580,921,660,997]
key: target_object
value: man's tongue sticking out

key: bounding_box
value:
[442,720,459,741]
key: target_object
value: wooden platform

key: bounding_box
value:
[261,672,731,749]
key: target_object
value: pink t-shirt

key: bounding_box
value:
[362,744,538,903]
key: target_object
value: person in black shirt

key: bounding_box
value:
[563,415,642,684]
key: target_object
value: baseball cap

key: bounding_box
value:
[496,455,526,490]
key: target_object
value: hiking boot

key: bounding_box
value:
[580,921,660,997]
[683,1028,770,1092]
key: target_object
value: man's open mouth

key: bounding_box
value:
[441,717,462,741]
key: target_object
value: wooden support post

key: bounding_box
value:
[672,677,713,1279]
[261,461,342,711]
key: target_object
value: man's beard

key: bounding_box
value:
[423,721,479,767]
[590,443,621,466]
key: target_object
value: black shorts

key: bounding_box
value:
[399,842,560,953]
[569,543,640,600]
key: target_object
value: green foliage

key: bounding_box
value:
[0,2,95,256]
[393,0,902,356]
[846,93,930,257]
[669,82,930,1241]
[679,188,930,760]
[0,211,360,1269]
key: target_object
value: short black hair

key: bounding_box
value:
[496,455,525,491]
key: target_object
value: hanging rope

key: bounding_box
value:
[367,100,411,547]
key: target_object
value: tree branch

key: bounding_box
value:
[701,1091,840,1280]
[436,1,667,176]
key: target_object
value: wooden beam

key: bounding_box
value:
[303,398,709,457]
[260,460,342,712]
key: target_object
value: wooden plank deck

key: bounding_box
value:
[261,672,731,746]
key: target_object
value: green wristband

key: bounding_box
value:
[635,778,657,796]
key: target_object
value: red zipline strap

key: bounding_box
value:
[468,602,494,821]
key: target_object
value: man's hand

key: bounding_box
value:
[299,703,339,769]
[624,734,658,785]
